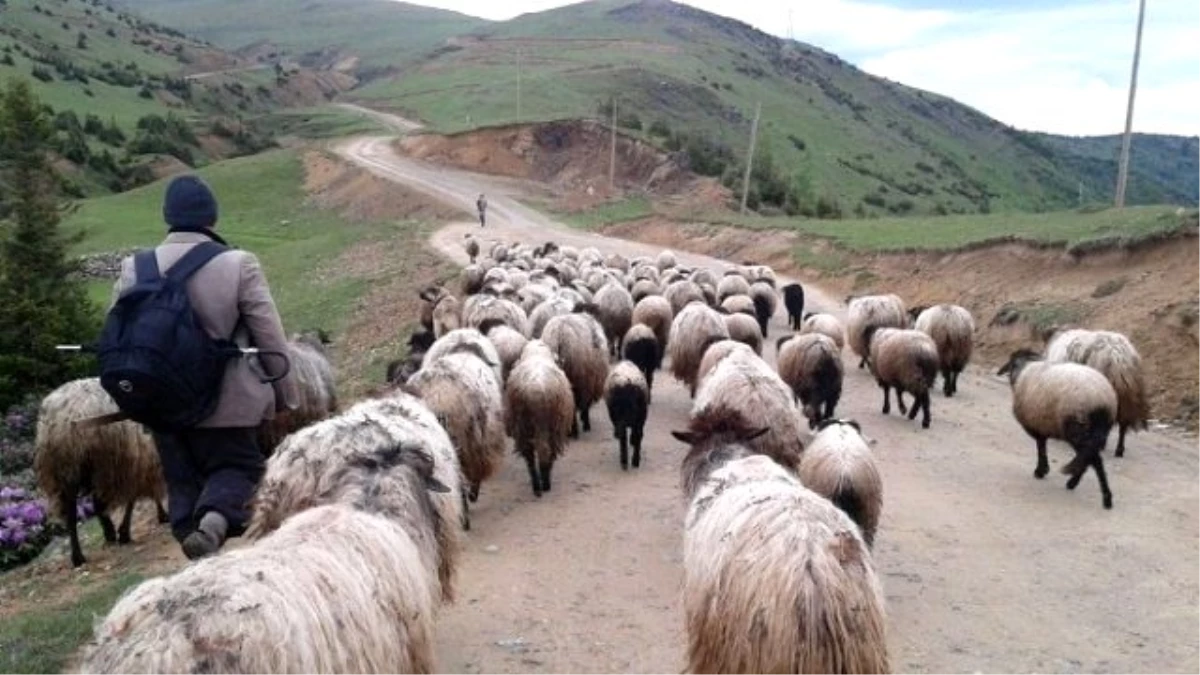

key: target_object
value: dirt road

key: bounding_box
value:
[332,128,1200,673]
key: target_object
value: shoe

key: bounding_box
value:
[182,510,227,560]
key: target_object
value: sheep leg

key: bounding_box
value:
[460,491,472,531]
[155,500,169,524]
[824,395,838,422]
[117,500,136,544]
[1034,437,1049,478]
[1115,424,1127,458]
[539,459,553,493]
[858,355,868,369]
[919,392,932,429]
[942,368,953,397]
[468,481,481,503]
[580,404,592,433]
[1091,453,1114,509]
[896,389,908,415]
[631,424,644,468]
[880,384,891,415]
[522,450,543,498]
[569,417,580,439]
[62,493,86,568]
[617,425,629,470]
[93,497,118,544]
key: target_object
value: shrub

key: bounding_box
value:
[0,54,13,67]
[648,119,671,137]
[788,134,806,151]
[30,66,53,82]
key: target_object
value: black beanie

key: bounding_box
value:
[162,175,218,230]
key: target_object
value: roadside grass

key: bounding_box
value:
[551,196,654,230]
[0,570,145,674]
[251,106,394,140]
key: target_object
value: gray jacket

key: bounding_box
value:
[111,232,299,428]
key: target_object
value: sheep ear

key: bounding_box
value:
[996,361,1012,376]
[671,430,696,444]
[425,476,451,493]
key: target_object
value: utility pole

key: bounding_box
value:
[516,48,522,122]
[1114,0,1146,208]
[740,101,762,215]
[609,96,617,193]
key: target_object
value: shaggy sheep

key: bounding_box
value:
[418,286,461,338]
[998,348,1119,509]
[630,278,660,304]
[776,333,844,428]
[748,281,777,338]
[594,281,635,359]
[656,249,677,271]
[79,500,444,674]
[668,302,731,397]
[518,281,555,315]
[719,293,756,317]
[673,433,890,674]
[689,345,807,472]
[247,390,464,599]
[724,311,764,355]
[604,361,650,470]
[541,309,610,437]
[528,293,576,338]
[800,418,884,546]
[462,295,529,338]
[257,334,339,455]
[782,283,805,330]
[716,274,751,303]
[460,264,486,296]
[1044,329,1149,457]
[422,328,504,386]
[631,295,673,351]
[911,304,976,397]
[605,252,629,272]
[405,351,506,523]
[479,318,529,382]
[689,268,718,290]
[34,378,167,568]
[464,234,480,263]
[621,322,661,394]
[505,340,576,497]
[800,311,846,351]
[847,294,908,369]
[865,326,939,429]
[664,279,707,316]
[695,339,757,386]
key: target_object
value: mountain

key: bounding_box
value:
[0,0,355,194]
[116,0,1198,215]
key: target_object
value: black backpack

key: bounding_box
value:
[96,241,242,433]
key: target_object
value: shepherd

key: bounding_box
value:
[101,174,298,560]
[476,193,488,227]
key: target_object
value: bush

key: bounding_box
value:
[618,112,641,131]
[787,134,806,151]
[0,54,13,67]
[648,119,671,137]
[30,66,53,82]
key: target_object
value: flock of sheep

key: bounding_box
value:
[28,234,1150,673]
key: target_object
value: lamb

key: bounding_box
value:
[673,429,890,674]
[33,378,168,568]
[246,390,464,599]
[79,500,445,674]
[541,309,610,437]
[257,334,339,455]
[479,318,529,382]
[664,279,706,316]
[668,302,731,397]
[716,274,751,303]
[782,282,805,330]
[505,340,576,497]
[748,280,778,337]
[594,281,635,359]
[865,326,939,429]
[911,304,976,397]
[723,311,764,355]
[464,234,480,263]
[800,311,846,351]
[603,361,650,470]
[631,294,673,352]
[688,345,807,472]
[1044,328,1149,457]
[799,418,884,547]
[776,333,844,428]
[997,348,1118,509]
[847,293,908,368]
[621,322,661,394]
[405,351,506,524]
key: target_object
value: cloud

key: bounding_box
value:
[400,0,1200,136]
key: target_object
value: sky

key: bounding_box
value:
[400,0,1200,137]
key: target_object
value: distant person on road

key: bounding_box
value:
[477,193,488,227]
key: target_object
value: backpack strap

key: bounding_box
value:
[165,241,228,283]
[133,249,161,283]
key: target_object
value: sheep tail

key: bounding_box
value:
[1060,407,1114,475]
[831,484,870,545]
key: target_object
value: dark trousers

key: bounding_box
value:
[151,427,264,543]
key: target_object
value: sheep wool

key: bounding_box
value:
[800,420,884,547]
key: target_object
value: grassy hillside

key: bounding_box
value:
[117,0,484,75]
[1031,132,1200,206]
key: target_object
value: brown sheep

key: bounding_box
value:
[541,309,609,437]
[912,303,976,397]
[668,302,731,397]
[776,333,843,428]
[865,326,938,429]
[800,418,884,547]
[847,294,907,369]
[505,340,576,497]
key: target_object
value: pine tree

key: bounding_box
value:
[0,78,96,408]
